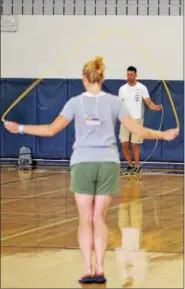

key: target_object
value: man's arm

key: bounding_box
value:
[144,97,162,111]
[141,85,162,111]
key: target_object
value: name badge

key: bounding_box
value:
[85,117,101,126]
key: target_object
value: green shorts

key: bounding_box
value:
[70,162,120,195]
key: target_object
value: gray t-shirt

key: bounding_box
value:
[60,91,128,166]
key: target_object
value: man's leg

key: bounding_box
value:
[132,143,140,167]
[119,125,133,170]
[131,119,143,171]
[122,141,133,167]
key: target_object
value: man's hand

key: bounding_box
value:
[154,104,163,111]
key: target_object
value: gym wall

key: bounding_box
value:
[1,16,183,162]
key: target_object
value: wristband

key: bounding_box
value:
[18,124,24,134]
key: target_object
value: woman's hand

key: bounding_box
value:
[121,115,179,141]
[162,128,179,141]
[4,121,19,134]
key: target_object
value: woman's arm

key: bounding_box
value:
[5,97,75,136]
[4,115,70,137]
[121,115,179,141]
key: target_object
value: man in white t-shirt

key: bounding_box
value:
[119,66,162,174]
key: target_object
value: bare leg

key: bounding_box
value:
[75,193,94,276]
[132,143,140,167]
[122,142,133,167]
[93,195,113,275]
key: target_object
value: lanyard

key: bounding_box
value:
[81,94,100,119]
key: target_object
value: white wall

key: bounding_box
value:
[1,16,183,80]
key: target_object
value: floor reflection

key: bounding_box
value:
[116,177,147,287]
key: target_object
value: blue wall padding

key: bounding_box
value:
[66,79,84,158]
[103,79,125,95]
[0,79,37,157]
[161,81,184,162]
[35,79,68,158]
[0,78,184,162]
[0,79,6,157]
[140,81,163,161]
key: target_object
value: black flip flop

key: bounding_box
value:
[93,274,107,284]
[78,275,94,284]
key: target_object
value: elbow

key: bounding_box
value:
[49,130,56,137]
[49,131,55,137]
[48,126,56,137]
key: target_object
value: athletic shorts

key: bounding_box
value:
[119,118,144,144]
[70,162,120,195]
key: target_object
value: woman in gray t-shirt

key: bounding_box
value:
[5,56,178,284]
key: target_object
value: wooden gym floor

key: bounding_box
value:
[1,167,184,288]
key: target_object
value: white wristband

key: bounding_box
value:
[18,124,24,134]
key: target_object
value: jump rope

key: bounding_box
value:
[1,28,180,169]
[134,105,164,171]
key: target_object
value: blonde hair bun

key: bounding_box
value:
[94,56,104,72]
[83,56,105,84]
